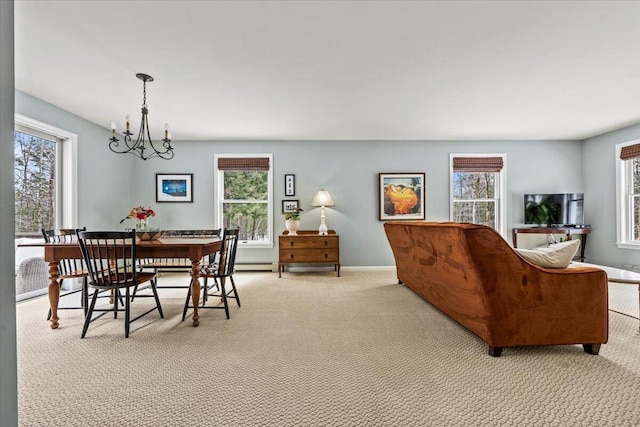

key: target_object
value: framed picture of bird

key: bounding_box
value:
[379,172,425,221]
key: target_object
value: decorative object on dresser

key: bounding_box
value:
[108,73,174,160]
[379,173,425,220]
[278,230,340,277]
[311,189,335,235]
[282,201,302,236]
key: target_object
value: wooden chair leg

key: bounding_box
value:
[124,288,131,338]
[150,280,164,318]
[81,291,99,339]
[182,280,193,321]
[82,277,89,316]
[221,279,230,319]
[230,276,240,307]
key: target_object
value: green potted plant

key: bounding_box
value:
[525,197,559,227]
[283,208,303,235]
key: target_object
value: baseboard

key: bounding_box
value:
[155,264,397,274]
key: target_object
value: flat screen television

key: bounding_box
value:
[524,193,584,227]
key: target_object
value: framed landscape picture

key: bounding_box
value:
[156,173,193,203]
[379,172,425,220]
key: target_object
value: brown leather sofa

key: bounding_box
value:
[384,221,608,357]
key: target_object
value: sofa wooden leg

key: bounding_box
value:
[488,346,503,357]
[583,344,601,355]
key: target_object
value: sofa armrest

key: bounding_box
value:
[467,228,608,347]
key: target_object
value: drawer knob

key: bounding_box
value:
[324,241,328,246]
[324,253,328,259]
[290,241,294,247]
[290,254,294,259]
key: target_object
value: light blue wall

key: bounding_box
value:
[16,91,593,267]
[583,123,640,267]
[132,138,585,266]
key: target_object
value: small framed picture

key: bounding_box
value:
[282,199,299,213]
[285,174,295,196]
[379,172,425,220]
[156,173,194,203]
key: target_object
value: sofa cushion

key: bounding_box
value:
[515,239,580,269]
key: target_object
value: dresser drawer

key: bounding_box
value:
[280,236,338,249]
[279,248,339,263]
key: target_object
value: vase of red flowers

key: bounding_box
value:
[120,206,156,231]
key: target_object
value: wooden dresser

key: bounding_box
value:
[278,230,340,277]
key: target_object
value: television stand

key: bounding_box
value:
[512,227,591,262]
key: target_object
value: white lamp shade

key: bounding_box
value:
[311,190,335,207]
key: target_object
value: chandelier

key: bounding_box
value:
[109,73,174,160]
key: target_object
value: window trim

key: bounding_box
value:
[214,153,274,248]
[449,153,507,236]
[15,114,78,229]
[616,139,640,250]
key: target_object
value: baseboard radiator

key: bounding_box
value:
[155,262,277,274]
[235,262,277,272]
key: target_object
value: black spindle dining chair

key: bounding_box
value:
[41,227,89,320]
[77,230,163,338]
[182,228,240,321]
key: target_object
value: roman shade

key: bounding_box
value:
[452,157,504,173]
[620,143,640,161]
[217,157,270,171]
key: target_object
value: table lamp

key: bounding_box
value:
[311,189,335,235]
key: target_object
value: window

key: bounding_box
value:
[450,154,506,235]
[14,115,78,300]
[14,114,78,235]
[214,154,273,247]
[616,140,640,249]
[14,130,55,233]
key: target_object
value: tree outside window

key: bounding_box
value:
[222,170,269,241]
[14,130,56,234]
[452,171,497,228]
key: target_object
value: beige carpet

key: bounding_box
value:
[16,271,640,426]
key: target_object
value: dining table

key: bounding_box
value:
[43,237,222,329]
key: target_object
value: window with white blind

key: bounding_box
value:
[616,140,640,249]
[450,153,506,235]
[214,154,273,247]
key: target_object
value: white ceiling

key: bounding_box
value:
[14,0,640,141]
